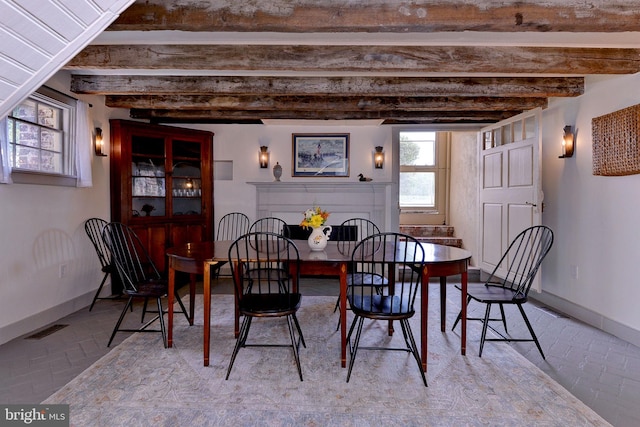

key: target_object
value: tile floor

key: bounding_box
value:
[1,278,639,427]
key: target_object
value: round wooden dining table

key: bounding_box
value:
[166,240,472,372]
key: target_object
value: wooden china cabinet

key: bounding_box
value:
[109,119,213,272]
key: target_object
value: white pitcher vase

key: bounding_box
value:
[308,226,332,251]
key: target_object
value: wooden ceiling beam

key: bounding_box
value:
[130,108,516,123]
[106,94,547,112]
[72,75,583,97]
[66,45,640,75]
[110,0,640,33]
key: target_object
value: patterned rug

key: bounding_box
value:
[44,295,610,426]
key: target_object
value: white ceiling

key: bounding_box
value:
[0,0,134,118]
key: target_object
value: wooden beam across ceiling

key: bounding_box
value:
[109,0,640,33]
[104,95,548,112]
[130,108,517,124]
[65,45,640,75]
[71,75,583,97]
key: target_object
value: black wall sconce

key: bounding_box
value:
[94,127,106,156]
[259,145,269,168]
[559,126,574,158]
[374,146,384,169]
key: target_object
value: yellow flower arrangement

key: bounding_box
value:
[300,206,330,229]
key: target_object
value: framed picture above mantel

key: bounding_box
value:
[292,133,350,177]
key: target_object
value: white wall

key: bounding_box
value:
[184,123,393,227]
[449,131,479,266]
[539,74,640,345]
[0,71,121,343]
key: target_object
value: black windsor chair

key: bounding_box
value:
[452,225,554,358]
[226,232,306,381]
[101,222,190,347]
[84,218,120,311]
[346,232,427,386]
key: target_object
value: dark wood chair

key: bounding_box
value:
[101,222,190,347]
[226,232,305,380]
[452,225,554,358]
[334,218,384,326]
[214,212,250,278]
[216,212,250,241]
[346,232,427,386]
[84,218,119,311]
[249,216,288,235]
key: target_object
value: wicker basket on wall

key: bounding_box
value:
[592,104,640,176]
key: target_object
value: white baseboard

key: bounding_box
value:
[531,291,640,348]
[0,291,94,346]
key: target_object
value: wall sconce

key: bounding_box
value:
[374,146,384,169]
[559,126,574,158]
[259,145,269,168]
[94,127,106,157]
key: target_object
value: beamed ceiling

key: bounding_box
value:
[64,0,640,125]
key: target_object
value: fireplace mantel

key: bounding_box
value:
[248,181,393,229]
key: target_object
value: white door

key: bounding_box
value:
[478,108,543,291]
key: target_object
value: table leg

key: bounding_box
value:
[203,262,211,366]
[339,262,347,368]
[440,276,447,332]
[461,270,467,356]
[167,266,175,348]
[420,266,429,372]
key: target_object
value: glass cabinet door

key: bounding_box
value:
[171,140,202,216]
[131,135,166,217]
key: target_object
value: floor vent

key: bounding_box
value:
[25,324,68,340]
[536,306,569,319]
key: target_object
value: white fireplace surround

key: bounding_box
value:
[248,182,394,230]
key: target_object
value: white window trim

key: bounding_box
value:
[7,86,84,187]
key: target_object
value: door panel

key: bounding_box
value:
[482,203,503,267]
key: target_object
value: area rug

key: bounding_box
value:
[43,295,610,426]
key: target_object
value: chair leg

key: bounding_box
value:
[108,297,133,347]
[156,297,167,348]
[174,291,190,323]
[478,303,492,357]
[89,272,110,311]
[499,303,508,333]
[517,304,546,359]
[399,319,427,387]
[452,295,472,331]
[291,313,306,348]
[225,315,252,380]
[286,315,304,381]
[141,298,149,323]
[333,295,340,313]
[346,316,364,383]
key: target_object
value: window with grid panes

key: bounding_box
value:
[6,87,76,177]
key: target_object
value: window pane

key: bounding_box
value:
[16,122,40,148]
[400,131,435,166]
[14,146,40,170]
[13,100,37,122]
[41,150,62,173]
[41,128,62,152]
[513,119,523,142]
[400,172,435,207]
[525,116,536,139]
[502,124,512,145]
[38,103,61,129]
